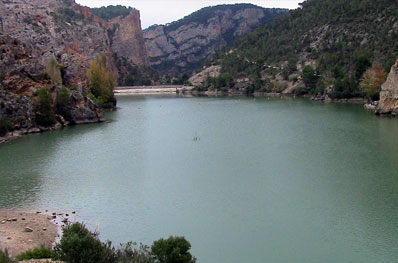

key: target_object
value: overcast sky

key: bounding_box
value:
[75,0,301,29]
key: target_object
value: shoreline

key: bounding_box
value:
[0,93,392,146]
[0,118,106,146]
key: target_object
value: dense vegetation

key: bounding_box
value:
[205,0,398,99]
[1,222,196,263]
[91,5,132,20]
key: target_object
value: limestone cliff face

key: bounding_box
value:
[144,4,287,76]
[377,59,398,116]
[77,6,149,66]
[107,10,149,66]
[0,0,110,89]
[0,0,148,138]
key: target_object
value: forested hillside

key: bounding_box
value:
[201,0,398,99]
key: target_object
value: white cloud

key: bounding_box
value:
[75,0,301,29]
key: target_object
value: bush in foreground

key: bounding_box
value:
[55,222,116,263]
[152,237,196,263]
[11,222,196,263]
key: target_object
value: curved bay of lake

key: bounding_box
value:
[0,96,397,263]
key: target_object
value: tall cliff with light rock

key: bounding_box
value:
[143,4,287,76]
[0,0,148,141]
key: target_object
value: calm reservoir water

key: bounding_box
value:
[0,96,397,263]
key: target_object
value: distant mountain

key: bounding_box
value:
[196,0,398,100]
[143,4,287,77]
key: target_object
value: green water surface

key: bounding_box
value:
[0,96,397,263]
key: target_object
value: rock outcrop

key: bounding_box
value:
[377,59,398,116]
[144,4,287,76]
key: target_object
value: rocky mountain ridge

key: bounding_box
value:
[144,4,287,76]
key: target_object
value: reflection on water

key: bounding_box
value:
[0,96,397,263]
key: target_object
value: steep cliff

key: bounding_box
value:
[107,10,149,66]
[377,59,398,116]
[143,4,287,76]
[0,0,148,140]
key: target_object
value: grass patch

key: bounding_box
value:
[15,246,56,261]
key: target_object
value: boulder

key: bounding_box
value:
[24,227,33,232]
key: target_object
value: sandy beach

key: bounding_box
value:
[0,211,58,257]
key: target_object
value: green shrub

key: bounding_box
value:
[56,86,71,120]
[0,250,15,263]
[15,246,56,261]
[0,117,12,136]
[35,88,56,127]
[151,236,196,263]
[55,222,116,263]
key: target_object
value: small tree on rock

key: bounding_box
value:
[87,54,116,108]
[360,63,387,101]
